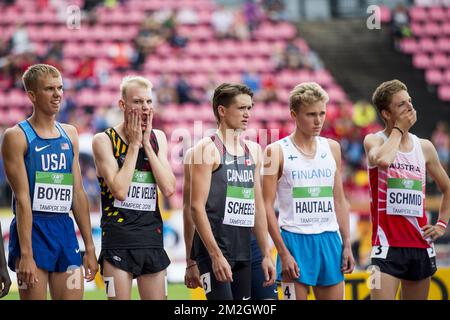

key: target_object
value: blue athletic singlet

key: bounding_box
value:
[8,120,81,272]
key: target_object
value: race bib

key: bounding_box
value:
[370,245,389,259]
[386,178,423,217]
[292,186,334,225]
[33,171,73,213]
[223,185,255,227]
[114,171,157,211]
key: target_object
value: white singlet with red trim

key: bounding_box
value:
[368,131,431,249]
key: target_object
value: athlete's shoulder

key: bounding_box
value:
[363,132,383,147]
[1,126,27,154]
[243,139,262,152]
[418,138,436,154]
[92,130,112,148]
[325,138,340,149]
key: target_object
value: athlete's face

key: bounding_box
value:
[29,75,63,115]
[219,94,253,131]
[120,84,153,130]
[291,100,326,136]
[383,90,414,123]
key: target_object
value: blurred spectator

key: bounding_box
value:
[82,166,101,212]
[303,50,323,71]
[431,121,450,173]
[211,5,235,38]
[157,74,177,106]
[83,0,102,12]
[263,0,288,21]
[391,4,412,51]
[352,100,377,128]
[242,69,261,94]
[43,41,64,62]
[270,42,285,71]
[259,74,278,103]
[232,11,250,40]
[342,130,365,169]
[136,16,165,55]
[284,42,303,69]
[175,73,198,104]
[176,7,199,24]
[74,57,97,90]
[242,0,263,34]
[11,23,33,55]
[108,40,134,71]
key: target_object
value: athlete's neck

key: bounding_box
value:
[291,129,317,156]
[216,126,243,155]
[28,113,59,138]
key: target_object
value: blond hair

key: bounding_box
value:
[120,76,153,99]
[372,79,407,116]
[289,82,329,112]
[22,64,61,92]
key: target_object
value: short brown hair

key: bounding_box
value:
[289,82,329,112]
[372,79,407,115]
[22,64,61,92]
[212,83,253,123]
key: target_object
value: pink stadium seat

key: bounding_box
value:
[413,53,431,69]
[431,53,448,68]
[438,85,450,101]
[400,38,418,54]
[443,69,450,84]
[437,37,450,53]
[409,6,428,22]
[418,38,436,53]
[411,22,425,37]
[429,6,446,21]
[379,5,391,23]
[425,69,443,85]
[424,22,441,37]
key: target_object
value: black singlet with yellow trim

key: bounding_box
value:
[99,127,163,249]
[191,134,256,262]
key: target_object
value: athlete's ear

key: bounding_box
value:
[26,90,36,104]
[290,109,297,120]
[380,108,390,123]
[218,104,226,119]
[118,98,126,112]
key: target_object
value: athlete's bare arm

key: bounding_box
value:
[182,148,201,289]
[92,109,141,201]
[0,222,12,298]
[246,140,275,287]
[329,139,355,274]
[421,139,450,240]
[190,139,232,282]
[62,124,98,281]
[263,143,299,280]
[144,129,175,197]
[1,127,37,287]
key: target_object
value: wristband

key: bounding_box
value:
[436,219,448,229]
[393,126,404,136]
[186,263,197,269]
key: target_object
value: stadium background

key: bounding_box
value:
[0,0,449,299]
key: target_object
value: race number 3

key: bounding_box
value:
[370,245,389,259]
